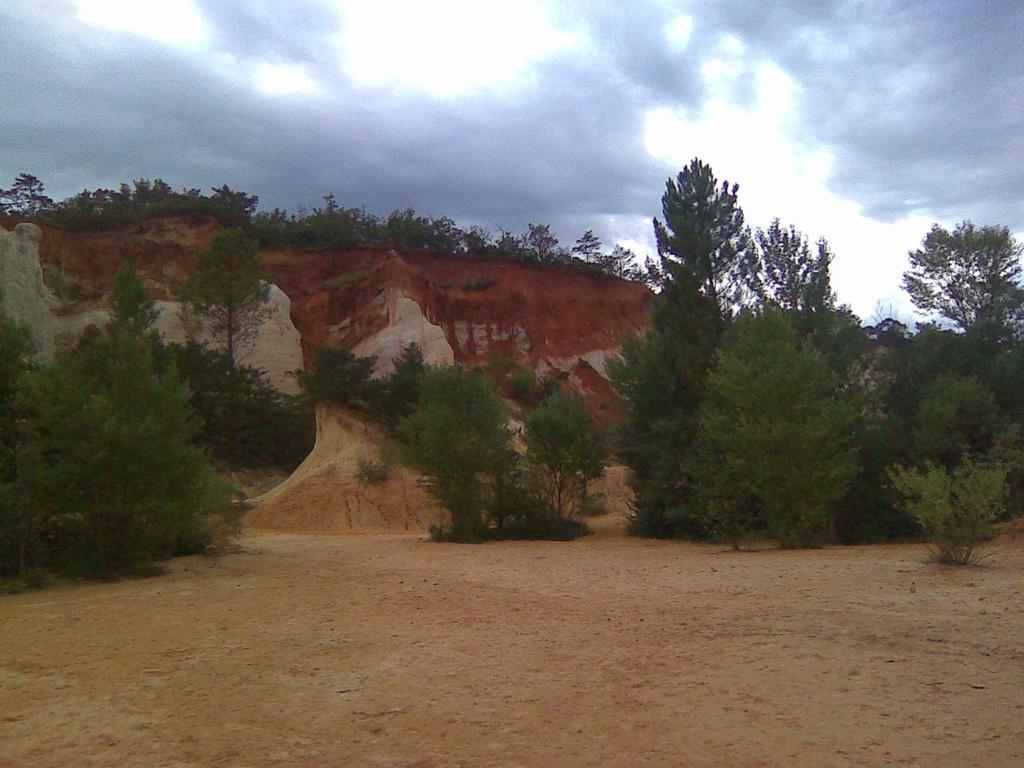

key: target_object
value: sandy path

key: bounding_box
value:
[2,517,1023,767]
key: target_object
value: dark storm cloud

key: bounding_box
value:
[1,0,1021,254]
[0,1,681,247]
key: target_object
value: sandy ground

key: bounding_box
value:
[3,516,1024,768]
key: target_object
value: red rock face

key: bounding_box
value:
[30,217,652,419]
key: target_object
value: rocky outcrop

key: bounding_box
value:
[4,216,652,533]
[248,405,444,532]
[351,288,455,375]
[1,219,304,391]
[262,246,652,419]
[18,217,652,416]
[0,223,56,360]
[151,284,304,393]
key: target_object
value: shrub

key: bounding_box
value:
[507,366,540,402]
[915,374,999,468]
[0,297,35,577]
[485,350,516,379]
[398,367,512,541]
[892,459,1007,565]
[523,392,606,521]
[690,310,857,548]
[14,334,234,576]
[355,457,391,485]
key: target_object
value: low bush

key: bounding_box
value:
[355,457,391,485]
[507,367,540,402]
[892,459,1006,565]
[5,334,235,578]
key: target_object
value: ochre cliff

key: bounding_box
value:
[4,215,651,417]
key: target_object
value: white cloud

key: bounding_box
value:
[334,0,585,96]
[255,63,318,96]
[75,0,207,47]
[664,15,694,50]
[643,34,937,319]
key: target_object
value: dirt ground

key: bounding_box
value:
[3,516,1023,768]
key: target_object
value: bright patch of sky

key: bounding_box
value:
[644,33,934,320]
[75,0,207,47]
[334,0,585,96]
[255,63,318,97]
[664,15,694,50]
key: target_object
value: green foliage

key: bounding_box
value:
[111,260,158,335]
[0,173,54,216]
[11,335,233,576]
[298,346,379,412]
[176,228,269,365]
[0,299,35,576]
[892,459,1007,565]
[914,374,999,468]
[691,311,858,548]
[608,271,722,538]
[355,456,391,485]
[571,230,603,262]
[522,393,606,521]
[398,367,512,541]
[520,223,569,264]
[745,219,836,316]
[374,343,427,428]
[506,366,541,403]
[903,221,1024,335]
[30,178,257,231]
[10,173,650,282]
[172,342,314,470]
[653,157,752,311]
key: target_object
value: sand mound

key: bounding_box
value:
[246,405,443,533]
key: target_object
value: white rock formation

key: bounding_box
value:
[0,223,56,360]
[0,222,303,390]
[354,289,454,376]
[153,283,304,393]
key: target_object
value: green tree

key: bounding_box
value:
[521,223,568,264]
[653,157,752,312]
[902,222,1024,335]
[692,310,857,547]
[608,263,722,538]
[523,393,605,522]
[914,374,1000,469]
[571,230,603,262]
[0,173,54,216]
[298,346,379,414]
[177,228,270,366]
[746,219,836,316]
[398,367,512,541]
[173,342,313,469]
[0,298,35,577]
[375,342,426,428]
[16,335,230,574]
[111,260,158,335]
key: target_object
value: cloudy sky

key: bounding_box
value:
[1,0,1021,319]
